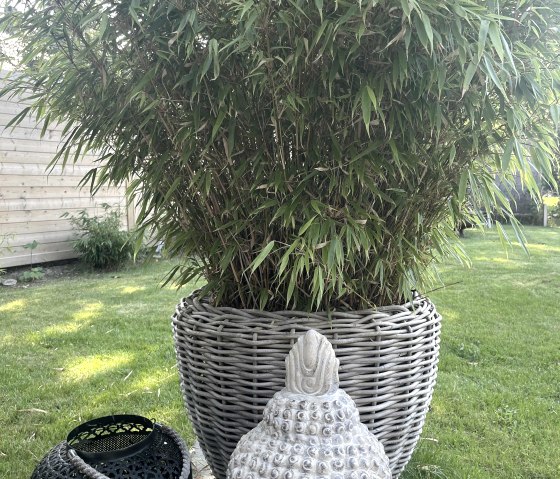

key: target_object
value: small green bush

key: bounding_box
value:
[19,267,45,282]
[64,205,133,270]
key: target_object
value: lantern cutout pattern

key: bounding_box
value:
[227,330,392,479]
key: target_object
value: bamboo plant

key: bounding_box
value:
[1,0,559,310]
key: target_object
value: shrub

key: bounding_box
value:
[64,205,133,270]
[19,267,45,282]
[2,1,559,310]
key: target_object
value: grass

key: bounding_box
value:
[0,259,198,478]
[1,227,559,478]
[402,226,560,479]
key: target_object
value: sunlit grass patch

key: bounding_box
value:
[41,302,104,336]
[72,302,103,320]
[129,367,178,392]
[62,352,134,382]
[0,298,26,313]
[526,242,560,254]
[120,285,146,294]
[43,320,83,336]
[489,257,513,264]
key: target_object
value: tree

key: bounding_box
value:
[1,0,559,310]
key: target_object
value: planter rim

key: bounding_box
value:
[185,289,433,316]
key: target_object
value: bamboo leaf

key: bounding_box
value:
[420,13,434,52]
[311,20,329,50]
[278,241,299,277]
[366,86,378,110]
[240,0,254,20]
[211,110,226,141]
[200,52,212,79]
[462,62,478,97]
[361,87,372,136]
[5,106,31,128]
[510,218,529,255]
[314,0,323,21]
[98,14,109,39]
[488,21,504,62]
[501,33,517,76]
[495,220,510,248]
[477,20,490,62]
[298,216,318,236]
[414,12,433,52]
[458,170,468,202]
[483,56,506,96]
[449,144,456,166]
[400,0,411,18]
[209,38,220,79]
[250,241,275,274]
[550,105,560,128]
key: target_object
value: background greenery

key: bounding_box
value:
[1,226,558,478]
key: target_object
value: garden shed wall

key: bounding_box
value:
[0,72,134,268]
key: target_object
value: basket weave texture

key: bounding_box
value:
[172,295,441,479]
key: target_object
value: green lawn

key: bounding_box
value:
[0,259,197,478]
[404,227,560,479]
[1,227,559,478]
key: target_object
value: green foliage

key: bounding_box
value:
[1,0,559,310]
[19,266,44,282]
[548,200,560,227]
[63,205,133,270]
[23,240,38,250]
[22,239,39,267]
[0,234,13,276]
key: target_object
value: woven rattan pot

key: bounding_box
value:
[172,294,441,479]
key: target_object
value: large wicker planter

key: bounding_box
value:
[172,295,441,479]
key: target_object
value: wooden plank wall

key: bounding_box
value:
[0,73,133,268]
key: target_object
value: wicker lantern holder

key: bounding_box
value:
[172,294,441,479]
[30,415,192,479]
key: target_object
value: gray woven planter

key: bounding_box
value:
[172,295,441,479]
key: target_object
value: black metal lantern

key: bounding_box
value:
[31,415,191,479]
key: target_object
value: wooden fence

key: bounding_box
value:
[0,72,134,268]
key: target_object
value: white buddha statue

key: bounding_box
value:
[227,330,391,479]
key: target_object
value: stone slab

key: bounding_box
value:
[190,441,215,479]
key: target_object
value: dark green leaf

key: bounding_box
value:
[477,20,490,62]
[250,241,275,274]
[462,62,478,97]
